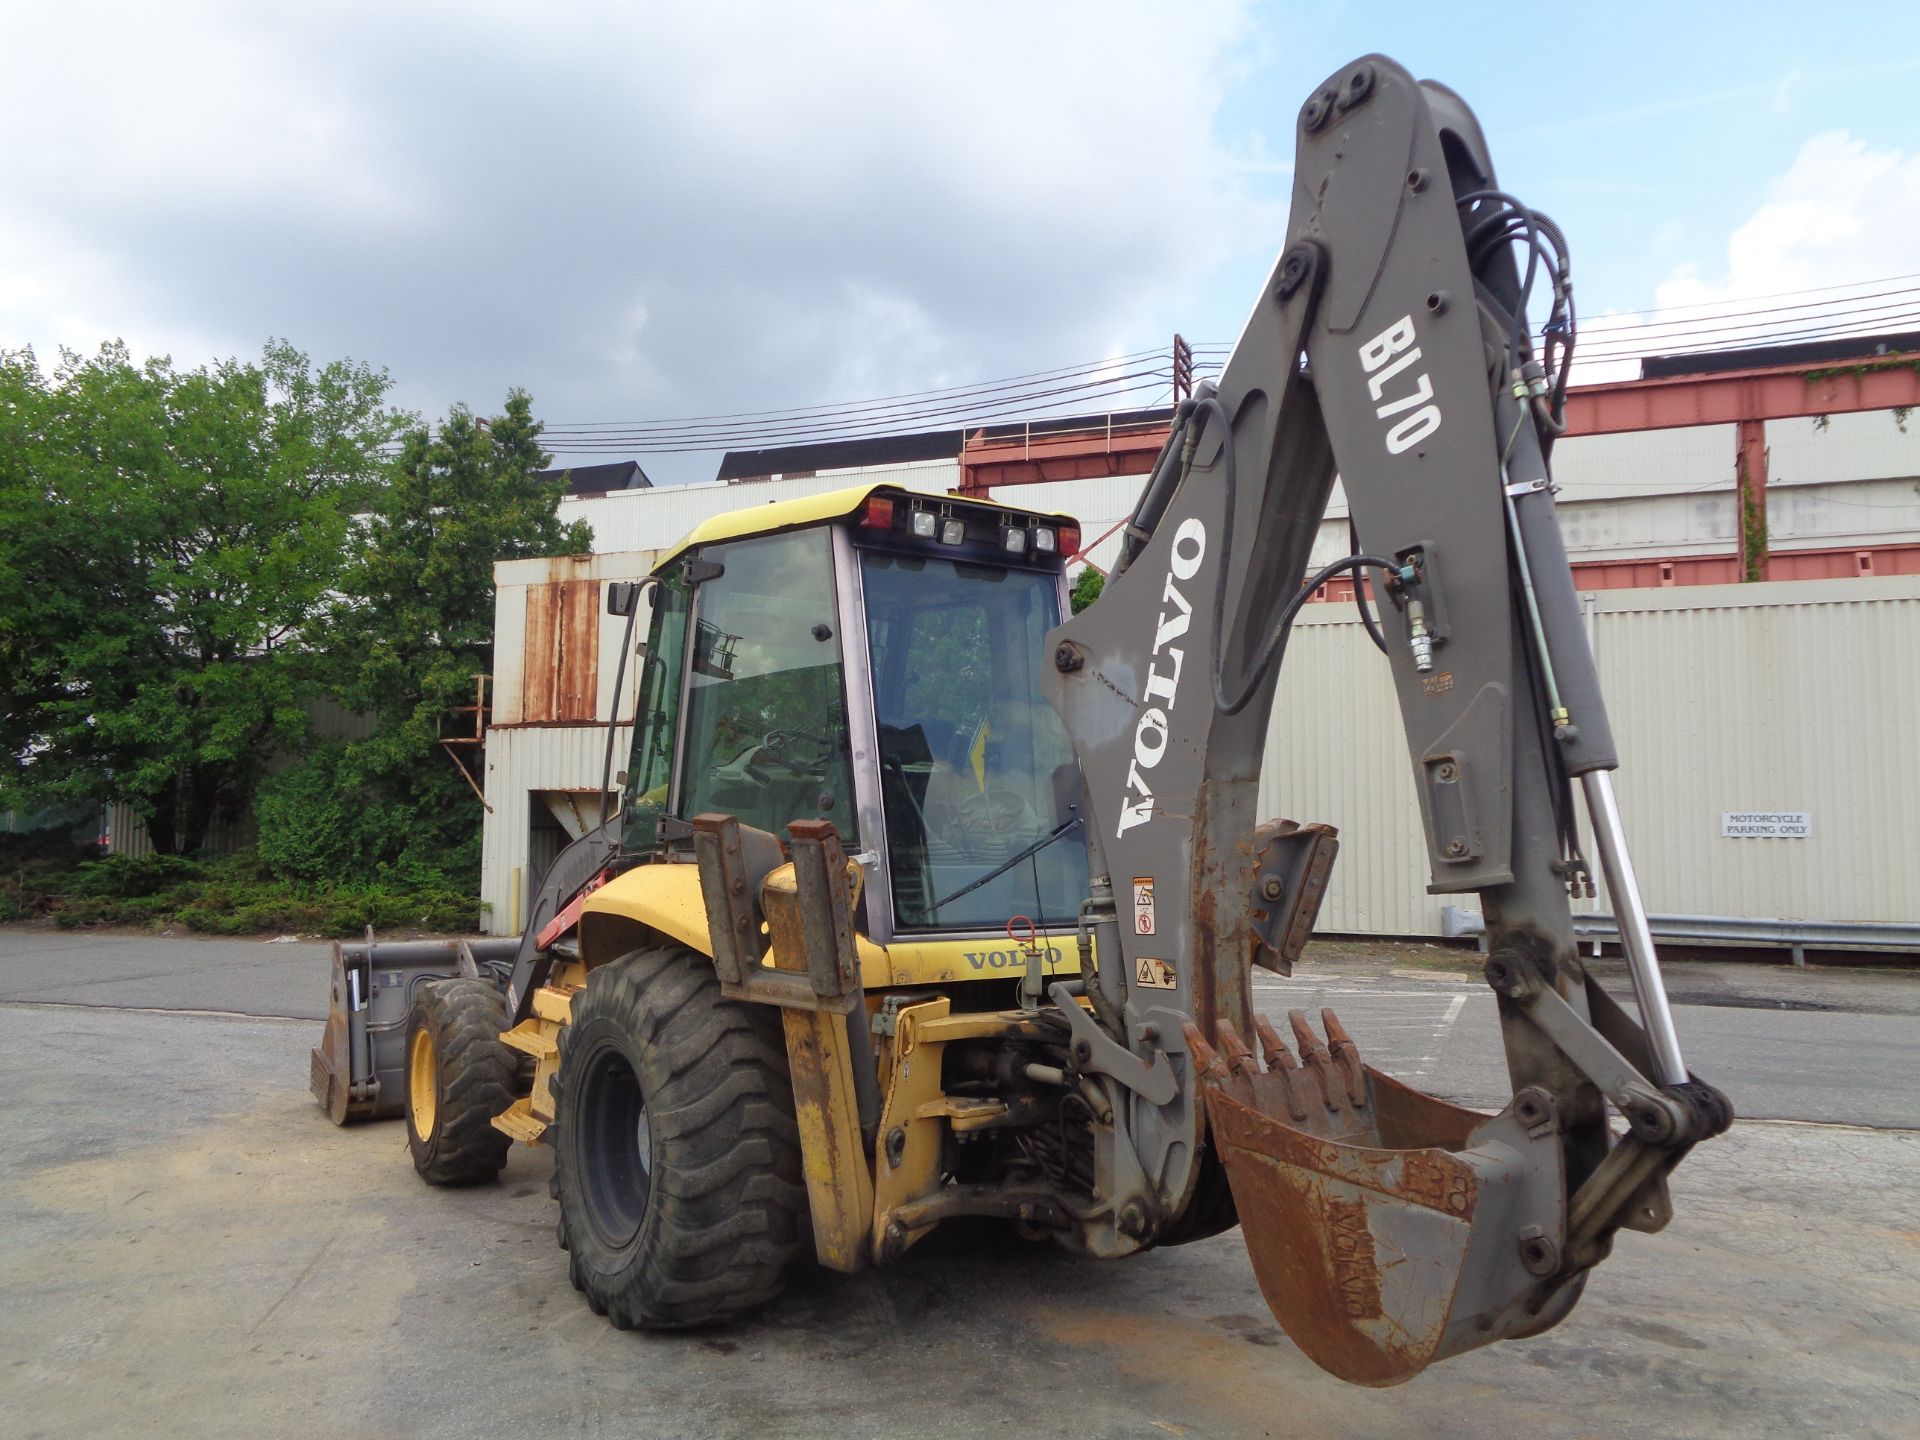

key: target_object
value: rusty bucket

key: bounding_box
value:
[1185,1011,1578,1386]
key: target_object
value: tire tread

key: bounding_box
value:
[552,945,808,1329]
[406,978,517,1186]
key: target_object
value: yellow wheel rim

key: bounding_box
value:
[409,1026,437,1138]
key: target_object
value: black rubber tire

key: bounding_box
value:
[551,944,809,1329]
[405,978,517,1186]
[1156,1143,1239,1245]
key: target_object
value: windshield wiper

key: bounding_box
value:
[929,813,1083,916]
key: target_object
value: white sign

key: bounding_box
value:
[1721,811,1811,839]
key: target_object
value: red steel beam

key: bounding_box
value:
[1735,417,1769,582]
[1560,352,1920,436]
[958,423,1167,495]
[961,352,1920,491]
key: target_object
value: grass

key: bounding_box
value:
[0,848,477,938]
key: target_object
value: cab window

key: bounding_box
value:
[861,552,1088,931]
[620,568,688,851]
[677,530,856,838]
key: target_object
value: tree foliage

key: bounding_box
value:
[2,342,591,894]
[0,341,403,851]
[316,392,592,882]
[1069,565,1105,613]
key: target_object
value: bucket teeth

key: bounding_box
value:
[1252,1014,1294,1072]
[1186,1010,1375,1136]
[1218,1023,1262,1078]
[1319,1007,1369,1107]
[1287,1009,1345,1114]
[1184,1023,1228,1081]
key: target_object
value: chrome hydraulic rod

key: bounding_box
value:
[1580,769,1688,1085]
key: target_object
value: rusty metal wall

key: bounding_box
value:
[492,550,661,727]
[483,550,665,932]
[1263,575,1920,936]
[521,577,600,723]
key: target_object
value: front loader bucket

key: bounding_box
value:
[1186,1012,1579,1386]
[310,934,520,1124]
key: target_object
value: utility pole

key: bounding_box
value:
[1172,334,1194,404]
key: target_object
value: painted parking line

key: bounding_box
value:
[1248,987,1486,1082]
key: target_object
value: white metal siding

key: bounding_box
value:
[985,474,1148,572]
[1266,576,1920,935]
[1767,410,1920,486]
[479,723,634,934]
[1261,608,1435,935]
[1585,577,1920,926]
[484,434,1920,939]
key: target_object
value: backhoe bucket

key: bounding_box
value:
[1186,1012,1578,1386]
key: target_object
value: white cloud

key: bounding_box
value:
[1568,130,1920,383]
[0,1,1270,473]
[1657,131,1920,306]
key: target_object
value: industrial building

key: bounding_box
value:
[478,341,1920,948]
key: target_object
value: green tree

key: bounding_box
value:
[1069,565,1105,613]
[0,340,403,852]
[322,391,591,883]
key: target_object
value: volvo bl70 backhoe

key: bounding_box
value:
[312,55,1731,1385]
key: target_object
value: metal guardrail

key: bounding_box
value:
[1441,906,1920,968]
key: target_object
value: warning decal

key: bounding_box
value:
[1135,956,1177,990]
[1132,876,1156,936]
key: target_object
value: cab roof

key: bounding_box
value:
[655,481,1079,568]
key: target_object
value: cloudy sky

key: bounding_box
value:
[4,1,1918,481]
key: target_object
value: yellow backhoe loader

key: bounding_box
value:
[313,54,1730,1385]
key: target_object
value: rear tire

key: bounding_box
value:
[1156,1143,1239,1244]
[405,978,517,1186]
[552,944,809,1329]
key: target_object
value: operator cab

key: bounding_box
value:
[620,485,1089,946]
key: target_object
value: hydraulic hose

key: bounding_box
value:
[1350,517,1390,656]
[1191,392,1406,716]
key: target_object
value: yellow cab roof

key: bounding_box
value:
[655,481,1081,568]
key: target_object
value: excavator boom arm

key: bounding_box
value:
[1043,55,1730,1383]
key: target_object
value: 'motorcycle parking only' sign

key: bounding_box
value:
[1721,811,1812,839]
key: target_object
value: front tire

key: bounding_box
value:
[552,945,808,1329]
[405,978,517,1186]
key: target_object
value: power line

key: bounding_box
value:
[1573,282,1920,337]
[542,364,1182,449]
[1553,270,1920,320]
[544,344,1175,434]
[489,273,1920,461]
[542,376,1190,455]
[1552,297,1920,358]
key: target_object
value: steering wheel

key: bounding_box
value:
[758,726,833,771]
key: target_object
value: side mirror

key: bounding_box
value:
[606,578,661,617]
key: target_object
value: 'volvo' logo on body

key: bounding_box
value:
[1115,518,1205,837]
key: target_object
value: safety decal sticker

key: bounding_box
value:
[1135,956,1177,990]
[1132,876,1156,936]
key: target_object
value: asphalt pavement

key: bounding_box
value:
[1,925,1916,1439]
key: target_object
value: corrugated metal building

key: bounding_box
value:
[1264,575,1920,936]
[481,551,657,933]
[479,406,1920,937]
